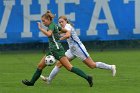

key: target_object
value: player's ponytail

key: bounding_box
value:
[42,10,55,21]
[67,19,74,27]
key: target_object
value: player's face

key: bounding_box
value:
[41,17,51,26]
[59,18,67,28]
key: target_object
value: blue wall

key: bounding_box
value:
[0,0,139,44]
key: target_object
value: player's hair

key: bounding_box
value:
[42,10,55,21]
[59,16,74,27]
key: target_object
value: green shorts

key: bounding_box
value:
[47,47,65,60]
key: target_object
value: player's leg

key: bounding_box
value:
[40,61,62,84]
[59,56,93,87]
[22,55,46,86]
[40,49,75,84]
[74,43,116,76]
[48,49,75,80]
[48,47,93,87]
[83,57,116,76]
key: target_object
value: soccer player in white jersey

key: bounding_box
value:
[40,15,116,84]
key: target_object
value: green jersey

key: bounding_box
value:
[48,22,61,49]
[47,22,65,60]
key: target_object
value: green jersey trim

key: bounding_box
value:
[52,33,59,49]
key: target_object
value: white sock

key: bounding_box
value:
[48,66,60,81]
[96,62,112,70]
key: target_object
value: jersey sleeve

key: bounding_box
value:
[48,23,55,31]
[65,24,72,32]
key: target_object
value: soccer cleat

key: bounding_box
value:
[111,65,116,77]
[40,75,51,84]
[87,75,93,87]
[22,79,34,86]
[40,75,47,81]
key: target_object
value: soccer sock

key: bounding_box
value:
[48,66,60,81]
[96,62,112,70]
[30,68,42,84]
[71,67,88,80]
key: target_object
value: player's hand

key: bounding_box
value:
[59,31,63,34]
[37,22,43,31]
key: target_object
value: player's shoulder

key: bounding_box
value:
[65,24,72,28]
[65,24,73,31]
[48,22,55,28]
[48,22,59,32]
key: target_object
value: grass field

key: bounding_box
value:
[0,49,140,93]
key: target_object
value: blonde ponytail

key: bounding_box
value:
[42,10,55,21]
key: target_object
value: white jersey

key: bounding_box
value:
[64,24,90,61]
[64,24,81,47]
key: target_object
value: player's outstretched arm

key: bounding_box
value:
[37,22,52,37]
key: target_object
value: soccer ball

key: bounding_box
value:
[45,55,56,66]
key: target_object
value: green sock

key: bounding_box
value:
[71,67,88,80]
[30,68,42,84]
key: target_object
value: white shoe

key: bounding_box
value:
[40,75,47,81]
[40,75,51,84]
[111,65,116,77]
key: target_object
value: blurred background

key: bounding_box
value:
[0,0,140,51]
[0,0,140,93]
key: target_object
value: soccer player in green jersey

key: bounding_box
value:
[22,10,93,87]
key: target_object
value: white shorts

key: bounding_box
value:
[65,43,90,61]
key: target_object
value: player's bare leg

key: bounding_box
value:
[83,57,116,76]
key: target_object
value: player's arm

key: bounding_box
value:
[37,22,52,37]
[60,31,71,40]
[59,29,71,40]
[60,28,68,33]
